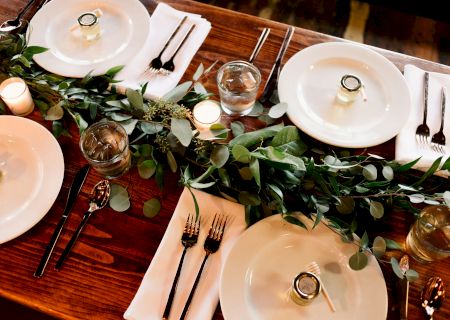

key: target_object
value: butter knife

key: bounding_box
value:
[397,255,410,319]
[34,164,90,278]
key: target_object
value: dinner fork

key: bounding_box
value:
[415,72,430,144]
[179,214,227,320]
[162,214,200,320]
[431,87,447,153]
[160,24,196,74]
[145,16,188,75]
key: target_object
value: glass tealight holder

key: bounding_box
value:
[0,77,35,116]
[78,11,101,41]
[192,100,222,130]
[336,74,366,104]
[80,120,131,179]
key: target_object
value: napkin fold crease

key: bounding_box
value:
[116,3,211,100]
[395,64,449,177]
[124,187,246,320]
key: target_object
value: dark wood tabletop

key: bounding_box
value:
[1,0,449,319]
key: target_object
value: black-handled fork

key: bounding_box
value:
[179,214,227,320]
[162,214,200,320]
[248,27,271,64]
[146,16,188,74]
[431,87,447,153]
[160,23,196,74]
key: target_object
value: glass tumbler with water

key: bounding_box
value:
[406,205,450,263]
[80,120,131,179]
[216,60,261,115]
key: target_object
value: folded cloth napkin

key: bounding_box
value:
[395,64,449,177]
[115,3,211,100]
[124,187,246,320]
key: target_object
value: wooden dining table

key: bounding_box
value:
[1,0,449,319]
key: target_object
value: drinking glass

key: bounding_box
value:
[406,205,450,263]
[80,120,131,179]
[216,60,261,115]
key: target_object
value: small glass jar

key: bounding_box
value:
[78,12,101,41]
[290,272,322,306]
[336,74,364,104]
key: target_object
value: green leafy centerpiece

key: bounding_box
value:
[1,32,449,276]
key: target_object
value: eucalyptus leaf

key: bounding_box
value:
[246,101,264,116]
[193,63,204,81]
[382,166,394,181]
[109,184,130,212]
[126,89,144,110]
[163,81,192,102]
[189,181,216,189]
[384,238,403,250]
[283,215,307,229]
[349,252,368,270]
[118,118,138,135]
[391,257,404,279]
[139,121,164,134]
[231,121,245,137]
[249,157,261,187]
[194,82,207,94]
[238,191,261,206]
[239,167,253,180]
[443,191,450,207]
[268,102,288,118]
[408,193,425,204]
[218,168,231,187]
[372,236,386,258]
[106,65,125,77]
[336,197,355,214]
[138,159,156,179]
[360,231,369,249]
[143,198,161,218]
[231,145,251,163]
[362,164,377,181]
[45,103,64,120]
[210,145,229,168]
[369,201,384,219]
[405,269,419,282]
[167,151,177,173]
[171,118,193,147]
[271,126,300,147]
[229,123,284,148]
[109,112,133,121]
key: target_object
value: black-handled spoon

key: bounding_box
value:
[55,179,110,271]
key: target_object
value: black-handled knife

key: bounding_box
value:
[34,164,90,278]
[260,26,295,102]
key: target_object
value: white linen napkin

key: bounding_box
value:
[395,64,449,177]
[115,3,211,100]
[124,187,246,320]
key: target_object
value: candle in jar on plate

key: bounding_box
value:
[0,77,34,116]
[192,100,222,130]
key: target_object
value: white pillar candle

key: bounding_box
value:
[192,100,222,130]
[0,77,35,116]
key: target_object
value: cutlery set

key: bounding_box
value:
[163,213,227,320]
[144,15,196,76]
[34,166,111,277]
[415,72,447,153]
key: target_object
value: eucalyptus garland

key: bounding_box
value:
[1,32,449,276]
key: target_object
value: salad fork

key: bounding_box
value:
[180,214,227,319]
[145,16,187,75]
[415,72,430,144]
[431,87,447,153]
[162,214,200,320]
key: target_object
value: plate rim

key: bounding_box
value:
[278,41,411,148]
[27,0,151,77]
[219,213,388,320]
[0,116,64,243]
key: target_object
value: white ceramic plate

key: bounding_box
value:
[28,0,151,77]
[0,116,64,243]
[278,42,411,148]
[220,214,388,320]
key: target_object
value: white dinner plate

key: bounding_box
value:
[278,42,411,148]
[0,116,64,243]
[220,213,388,320]
[28,0,151,77]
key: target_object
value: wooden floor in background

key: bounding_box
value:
[198,0,450,65]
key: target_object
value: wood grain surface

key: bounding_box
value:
[1,0,449,319]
